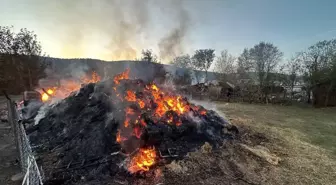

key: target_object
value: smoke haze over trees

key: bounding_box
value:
[1,24,336,107]
[12,0,194,62]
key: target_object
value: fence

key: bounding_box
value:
[6,99,43,185]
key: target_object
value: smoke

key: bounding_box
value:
[66,63,89,79]
[158,2,191,62]
[27,0,193,62]
[34,104,50,125]
[190,100,229,123]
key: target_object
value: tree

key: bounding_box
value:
[279,56,302,100]
[170,54,193,85]
[141,49,158,63]
[214,50,236,82]
[140,49,167,83]
[0,26,46,92]
[326,54,336,106]
[300,39,336,105]
[170,54,192,68]
[192,49,215,83]
[248,42,283,102]
[237,48,253,73]
[172,69,192,85]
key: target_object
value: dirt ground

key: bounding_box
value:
[0,96,21,185]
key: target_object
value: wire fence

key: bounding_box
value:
[7,99,43,185]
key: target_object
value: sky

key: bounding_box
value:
[1,0,336,63]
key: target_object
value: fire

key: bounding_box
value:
[125,91,136,101]
[113,68,130,85]
[40,71,101,102]
[41,88,55,102]
[138,100,145,108]
[116,131,127,143]
[145,84,190,117]
[128,147,156,173]
[116,131,121,143]
[109,69,209,173]
[151,84,159,91]
[81,71,101,84]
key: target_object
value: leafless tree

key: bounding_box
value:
[279,56,302,100]
[214,50,236,82]
[248,42,283,102]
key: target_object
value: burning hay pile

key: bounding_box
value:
[29,69,238,185]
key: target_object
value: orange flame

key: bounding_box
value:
[125,91,136,101]
[41,88,55,102]
[110,69,209,173]
[200,110,207,115]
[114,69,130,85]
[138,100,145,108]
[81,71,101,84]
[40,71,101,102]
[116,130,127,143]
[128,147,156,173]
[145,84,190,118]
[116,131,121,143]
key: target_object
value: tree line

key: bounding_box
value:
[170,41,336,106]
[0,26,47,94]
[1,26,335,106]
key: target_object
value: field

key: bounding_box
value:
[217,102,336,185]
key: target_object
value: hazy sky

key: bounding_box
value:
[1,0,335,63]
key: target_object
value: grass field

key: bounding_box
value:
[216,102,336,185]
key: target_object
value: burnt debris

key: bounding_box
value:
[28,76,238,185]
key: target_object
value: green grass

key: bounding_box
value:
[218,103,336,156]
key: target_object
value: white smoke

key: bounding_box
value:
[34,99,61,125]
[189,99,229,122]
[34,104,49,125]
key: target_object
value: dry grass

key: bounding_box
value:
[217,103,336,185]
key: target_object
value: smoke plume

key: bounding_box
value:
[26,0,193,62]
[158,1,191,62]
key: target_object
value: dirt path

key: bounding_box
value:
[0,121,21,185]
[0,96,21,185]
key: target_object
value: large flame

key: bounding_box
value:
[40,71,101,102]
[111,69,208,173]
[128,147,157,174]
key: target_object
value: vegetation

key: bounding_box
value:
[0,26,47,93]
[170,40,336,107]
[191,49,215,83]
[1,25,336,107]
[218,102,336,184]
[141,49,158,63]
